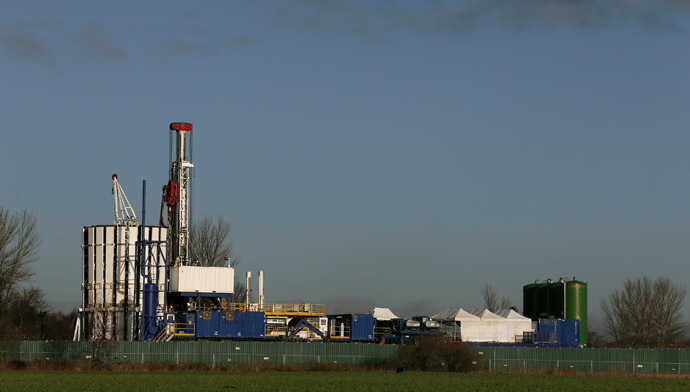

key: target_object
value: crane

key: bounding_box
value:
[112,173,138,340]
[112,174,138,226]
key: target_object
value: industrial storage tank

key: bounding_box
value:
[80,225,167,341]
[536,281,551,318]
[522,283,538,319]
[565,279,587,345]
[548,280,565,319]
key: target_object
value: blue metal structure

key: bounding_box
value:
[138,180,168,341]
[328,314,375,341]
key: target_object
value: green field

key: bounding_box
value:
[1,371,689,392]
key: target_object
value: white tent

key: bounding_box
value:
[430,307,482,341]
[468,308,509,342]
[495,309,533,343]
[371,307,399,321]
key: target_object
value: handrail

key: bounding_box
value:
[227,302,326,315]
[172,322,195,336]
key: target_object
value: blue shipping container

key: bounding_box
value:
[534,319,580,346]
[351,314,375,341]
[195,311,265,339]
[328,314,375,341]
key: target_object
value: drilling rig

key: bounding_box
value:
[162,122,194,266]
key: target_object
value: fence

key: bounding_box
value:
[475,346,690,375]
[0,341,396,366]
[2,341,690,375]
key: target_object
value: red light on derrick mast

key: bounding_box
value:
[170,122,193,131]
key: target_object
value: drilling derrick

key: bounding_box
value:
[163,122,194,266]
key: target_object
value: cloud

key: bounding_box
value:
[230,35,260,47]
[282,2,384,41]
[73,23,126,60]
[160,39,219,56]
[394,299,436,319]
[324,296,376,314]
[0,29,56,66]
[280,0,690,39]
[430,0,690,32]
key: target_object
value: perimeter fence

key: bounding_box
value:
[2,341,690,375]
[0,341,396,366]
[475,346,690,375]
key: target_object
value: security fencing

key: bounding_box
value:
[2,341,690,375]
[475,346,690,375]
[0,341,396,366]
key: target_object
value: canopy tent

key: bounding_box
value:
[495,309,533,343]
[430,307,479,322]
[468,308,509,342]
[371,307,399,321]
[430,307,482,341]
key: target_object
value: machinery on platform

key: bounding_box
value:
[78,123,327,342]
[77,122,585,345]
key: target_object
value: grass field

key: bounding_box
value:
[1,371,689,392]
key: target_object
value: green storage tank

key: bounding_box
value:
[522,283,538,319]
[536,282,551,318]
[565,280,587,345]
[548,281,565,319]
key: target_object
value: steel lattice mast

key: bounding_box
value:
[163,122,194,266]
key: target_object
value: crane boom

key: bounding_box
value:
[112,174,138,226]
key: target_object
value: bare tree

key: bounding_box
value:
[1,286,48,339]
[189,216,245,302]
[189,216,239,267]
[601,277,687,348]
[0,208,41,317]
[481,284,513,312]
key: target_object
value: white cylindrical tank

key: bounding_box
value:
[81,225,166,341]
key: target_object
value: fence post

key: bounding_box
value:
[283,354,286,366]
[523,359,526,372]
[141,352,144,364]
[590,360,593,373]
[213,354,215,367]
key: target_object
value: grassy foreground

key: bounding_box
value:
[1,371,689,392]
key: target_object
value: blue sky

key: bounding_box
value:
[2,1,690,331]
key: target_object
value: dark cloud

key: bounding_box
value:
[0,30,56,66]
[431,0,690,32]
[323,297,438,318]
[230,35,260,47]
[324,296,376,314]
[394,299,436,319]
[160,39,219,56]
[73,23,126,60]
[282,0,690,38]
[283,2,384,41]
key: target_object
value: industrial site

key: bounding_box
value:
[76,122,588,348]
[4,2,690,389]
